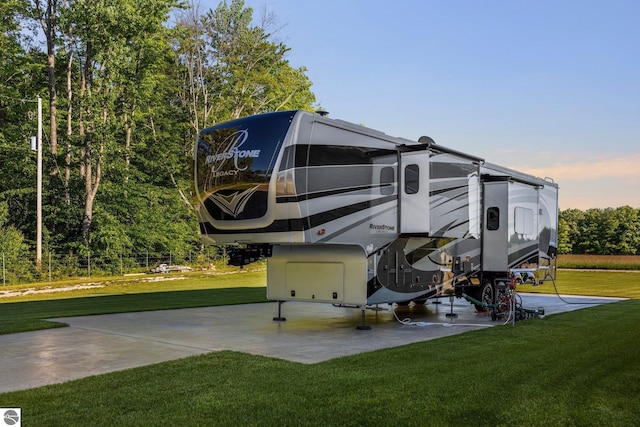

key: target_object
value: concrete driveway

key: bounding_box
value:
[0,293,622,393]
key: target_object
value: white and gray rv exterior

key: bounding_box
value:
[194,110,558,310]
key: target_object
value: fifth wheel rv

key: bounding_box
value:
[194,110,558,327]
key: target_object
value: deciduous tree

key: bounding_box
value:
[1,0,318,272]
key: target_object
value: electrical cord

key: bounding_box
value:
[391,303,491,328]
[392,305,439,326]
[548,271,602,305]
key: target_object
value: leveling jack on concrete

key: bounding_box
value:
[356,307,372,330]
[273,301,286,322]
[445,294,458,318]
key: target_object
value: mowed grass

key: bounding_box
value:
[1,299,638,426]
[0,269,268,335]
[1,267,639,425]
[0,266,267,303]
[519,269,640,299]
[2,268,635,335]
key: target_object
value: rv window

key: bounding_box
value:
[487,207,500,230]
[380,167,394,195]
[405,164,419,194]
[515,207,534,235]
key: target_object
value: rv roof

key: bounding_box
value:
[309,111,416,147]
[483,162,558,188]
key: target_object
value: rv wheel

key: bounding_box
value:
[475,282,494,312]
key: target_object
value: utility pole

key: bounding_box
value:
[36,96,43,269]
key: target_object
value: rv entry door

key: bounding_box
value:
[399,150,430,234]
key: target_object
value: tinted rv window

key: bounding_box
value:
[405,164,419,194]
[195,111,294,220]
[380,167,394,195]
[487,207,500,230]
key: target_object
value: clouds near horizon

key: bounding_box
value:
[516,152,640,210]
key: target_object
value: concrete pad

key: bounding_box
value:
[0,293,622,393]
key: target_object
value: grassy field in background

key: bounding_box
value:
[519,269,640,298]
[0,266,267,303]
[557,254,640,270]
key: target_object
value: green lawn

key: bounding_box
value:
[2,268,636,335]
[519,269,640,298]
[1,269,639,425]
[0,266,267,303]
[0,270,268,335]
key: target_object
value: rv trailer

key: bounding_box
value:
[194,110,558,327]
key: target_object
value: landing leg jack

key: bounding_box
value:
[356,307,371,330]
[445,294,458,318]
[273,300,286,322]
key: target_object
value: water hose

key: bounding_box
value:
[462,293,544,318]
[461,293,496,309]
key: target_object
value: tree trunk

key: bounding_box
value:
[79,39,95,246]
[35,0,60,203]
[47,45,57,157]
[81,136,102,246]
[81,186,95,246]
[64,26,73,205]
[123,107,135,197]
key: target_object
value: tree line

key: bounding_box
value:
[0,0,315,280]
[559,206,640,255]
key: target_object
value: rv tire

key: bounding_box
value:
[475,282,494,311]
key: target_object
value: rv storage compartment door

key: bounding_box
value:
[266,245,367,305]
[400,151,430,234]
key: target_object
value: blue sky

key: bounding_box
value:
[202,0,640,210]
